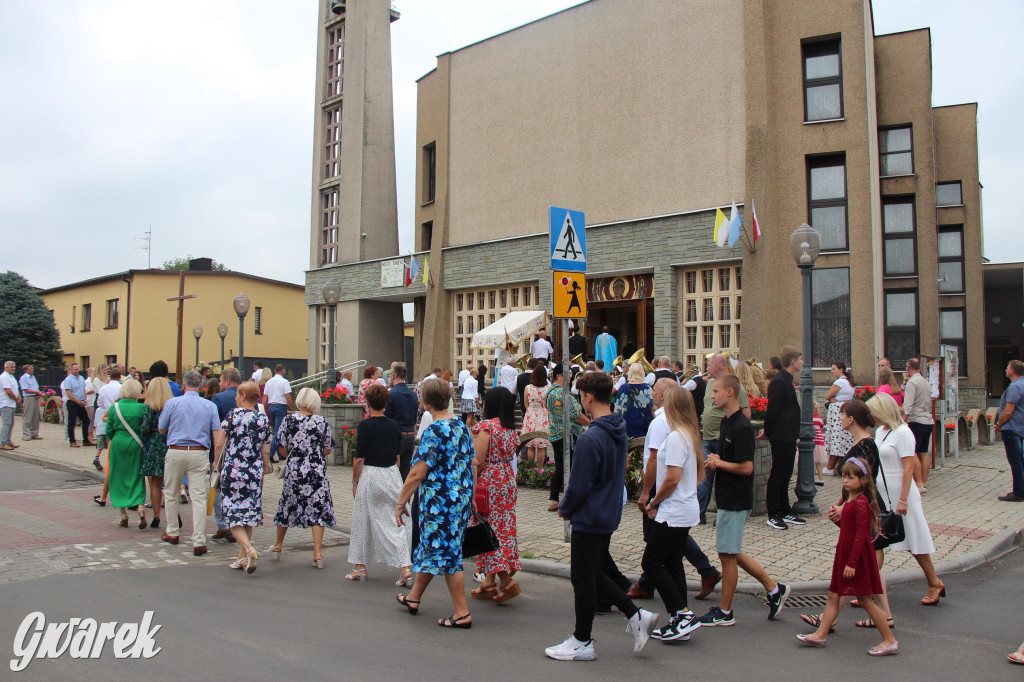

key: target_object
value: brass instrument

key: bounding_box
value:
[680,364,706,383]
[514,353,532,372]
[570,353,585,367]
[612,355,623,369]
[627,348,655,376]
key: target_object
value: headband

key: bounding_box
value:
[848,458,868,476]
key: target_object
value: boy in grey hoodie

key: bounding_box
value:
[545,372,658,661]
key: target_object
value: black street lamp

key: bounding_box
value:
[217,322,228,373]
[789,223,821,515]
[321,281,341,390]
[233,293,251,380]
[192,324,203,368]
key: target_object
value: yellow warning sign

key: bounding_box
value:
[552,271,586,319]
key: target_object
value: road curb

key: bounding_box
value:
[517,527,1023,594]
[1,449,105,482]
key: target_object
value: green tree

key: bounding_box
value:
[161,254,226,271]
[0,272,63,368]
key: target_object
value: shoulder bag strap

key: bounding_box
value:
[113,402,144,449]
[876,430,895,509]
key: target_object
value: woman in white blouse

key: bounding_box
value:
[867,393,945,614]
[460,368,479,429]
[823,362,856,475]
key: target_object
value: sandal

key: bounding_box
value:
[268,543,283,561]
[856,617,895,629]
[395,568,414,587]
[138,515,147,530]
[396,594,420,615]
[493,581,521,604]
[93,496,106,507]
[344,567,367,581]
[850,598,862,608]
[799,613,835,633]
[118,515,129,528]
[920,581,946,605]
[438,613,472,629]
[471,585,498,600]
[150,517,160,529]
[245,547,258,575]
[547,502,559,512]
[229,558,245,570]
[312,555,324,569]
[1008,647,1024,665]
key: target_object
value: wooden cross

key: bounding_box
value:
[166,271,197,380]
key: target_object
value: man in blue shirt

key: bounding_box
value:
[209,368,242,542]
[995,360,1024,502]
[61,364,93,448]
[385,363,419,480]
[158,370,222,555]
[149,360,182,397]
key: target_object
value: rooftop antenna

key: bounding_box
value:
[135,226,152,268]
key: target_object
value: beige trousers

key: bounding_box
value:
[21,396,41,438]
[163,449,210,548]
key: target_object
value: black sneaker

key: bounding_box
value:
[783,514,806,525]
[665,610,700,640]
[767,583,791,620]
[92,456,103,472]
[695,606,734,627]
[652,611,693,641]
[766,516,788,530]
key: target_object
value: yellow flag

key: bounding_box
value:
[714,208,728,246]
[423,255,429,284]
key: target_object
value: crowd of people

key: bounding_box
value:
[1,338,1023,665]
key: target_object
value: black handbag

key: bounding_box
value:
[877,433,906,545]
[462,513,499,558]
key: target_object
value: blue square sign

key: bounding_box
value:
[550,207,586,272]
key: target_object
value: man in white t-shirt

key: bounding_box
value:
[531,330,554,364]
[264,364,293,462]
[628,379,721,602]
[499,358,519,393]
[339,371,354,395]
[250,361,264,384]
[0,361,21,450]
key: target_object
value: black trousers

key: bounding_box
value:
[641,522,690,614]
[549,438,573,501]
[398,433,415,481]
[766,439,797,518]
[638,514,715,592]
[66,402,90,444]
[571,530,638,642]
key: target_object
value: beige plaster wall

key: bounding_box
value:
[439,0,746,246]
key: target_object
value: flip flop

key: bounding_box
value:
[856,617,895,629]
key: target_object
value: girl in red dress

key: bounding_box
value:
[797,458,900,656]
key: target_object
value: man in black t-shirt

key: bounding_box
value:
[682,375,790,634]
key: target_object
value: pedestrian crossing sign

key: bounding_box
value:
[550,207,587,272]
[553,271,586,319]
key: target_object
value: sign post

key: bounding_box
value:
[551,207,586,543]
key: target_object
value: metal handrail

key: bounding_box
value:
[290,359,367,391]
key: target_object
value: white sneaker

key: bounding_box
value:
[544,635,596,661]
[627,608,659,653]
[822,468,834,476]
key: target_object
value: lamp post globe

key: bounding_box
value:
[233,293,251,384]
[321,282,341,389]
[217,322,229,372]
[192,325,203,368]
[790,223,821,516]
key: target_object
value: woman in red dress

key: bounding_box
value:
[469,387,522,604]
[797,457,899,656]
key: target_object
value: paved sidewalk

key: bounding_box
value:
[5,421,1023,584]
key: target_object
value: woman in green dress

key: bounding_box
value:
[105,378,148,529]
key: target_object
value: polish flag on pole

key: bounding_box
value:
[752,198,762,242]
[407,256,420,287]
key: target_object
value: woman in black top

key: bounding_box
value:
[346,382,412,586]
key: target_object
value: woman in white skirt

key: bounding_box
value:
[867,393,944,623]
[823,362,856,475]
[460,368,479,429]
[346,382,412,585]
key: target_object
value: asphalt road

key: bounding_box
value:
[0,457,95,492]
[0,457,1021,680]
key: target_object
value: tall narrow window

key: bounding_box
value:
[879,126,913,176]
[323,106,342,179]
[718,269,731,291]
[686,327,697,350]
[809,268,850,366]
[936,182,962,207]
[685,271,697,294]
[511,288,519,307]
[500,289,508,308]
[938,227,965,293]
[424,143,436,203]
[254,307,263,334]
[686,300,697,323]
[803,38,843,122]
[420,221,433,252]
[702,270,714,293]
[702,299,714,322]
[488,291,496,309]
[320,187,339,265]
[105,299,119,329]
[456,293,463,312]
[940,309,968,375]
[81,304,92,332]
[883,197,916,276]
[884,291,918,370]
[702,326,714,348]
[719,298,731,320]
[325,25,344,99]
[719,325,731,347]
[523,287,531,307]
[807,154,848,251]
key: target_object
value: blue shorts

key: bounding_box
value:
[715,509,751,555]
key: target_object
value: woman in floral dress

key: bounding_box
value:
[212,381,271,574]
[614,362,655,438]
[470,387,522,604]
[271,387,336,568]
[358,366,379,418]
[139,377,173,529]
[522,366,551,466]
[394,378,475,629]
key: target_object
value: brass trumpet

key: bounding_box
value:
[627,348,655,376]
[680,364,706,383]
[570,353,585,367]
[514,353,533,372]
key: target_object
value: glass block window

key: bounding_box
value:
[810,268,851,367]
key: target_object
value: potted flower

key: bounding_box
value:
[749,396,769,421]
[854,385,876,401]
[320,386,354,405]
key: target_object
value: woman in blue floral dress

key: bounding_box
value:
[395,378,475,629]
[212,381,271,574]
[614,362,655,438]
[271,387,336,568]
